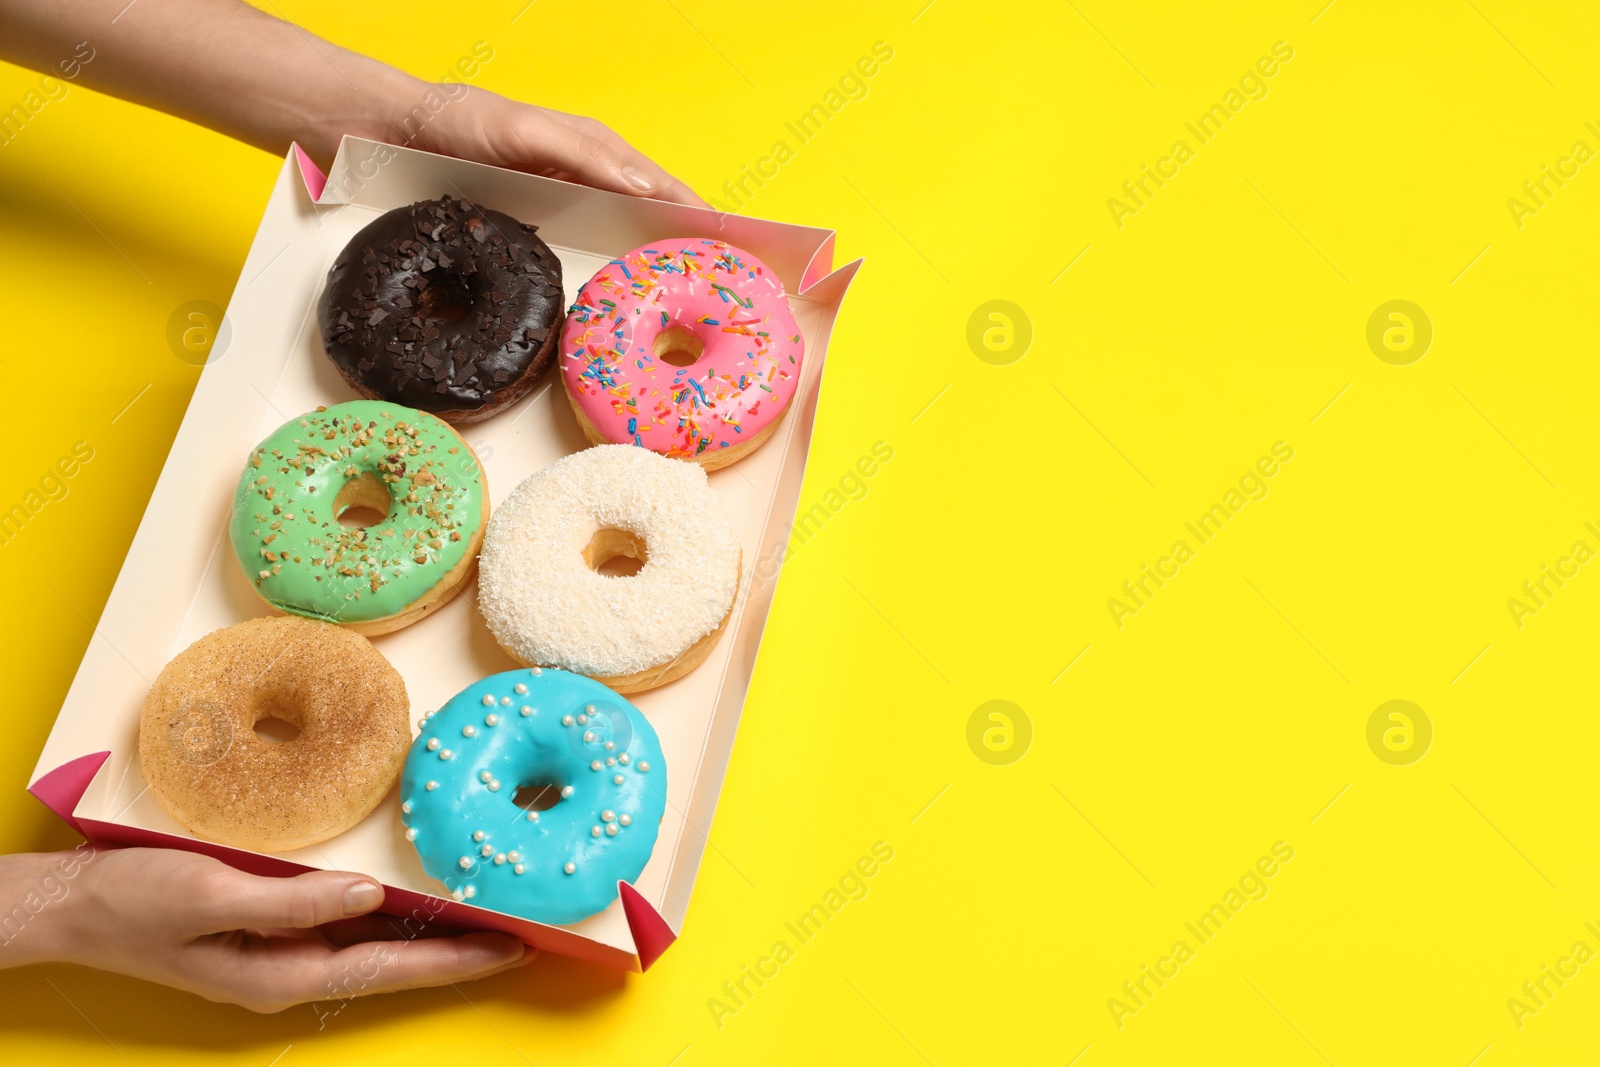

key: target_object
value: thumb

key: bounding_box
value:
[190,866,387,933]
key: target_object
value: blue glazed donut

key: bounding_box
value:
[399,667,667,925]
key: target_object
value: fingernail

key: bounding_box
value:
[620,166,656,192]
[342,880,384,916]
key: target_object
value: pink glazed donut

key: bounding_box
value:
[559,239,804,471]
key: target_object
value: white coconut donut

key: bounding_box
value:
[477,445,741,693]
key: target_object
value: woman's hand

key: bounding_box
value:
[1,847,531,1013]
[0,0,707,206]
[397,89,708,208]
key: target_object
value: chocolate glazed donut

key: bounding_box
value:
[318,196,564,423]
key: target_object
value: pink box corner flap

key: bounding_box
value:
[618,880,676,970]
[292,143,328,202]
[27,751,110,834]
[799,232,837,293]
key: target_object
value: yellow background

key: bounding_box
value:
[2,0,1598,1062]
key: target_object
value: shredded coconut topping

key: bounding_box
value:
[478,445,740,677]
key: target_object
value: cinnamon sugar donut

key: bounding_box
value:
[477,445,741,693]
[138,616,410,853]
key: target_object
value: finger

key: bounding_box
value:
[544,112,710,208]
[512,112,710,208]
[316,913,479,947]
[293,935,530,1007]
[624,160,708,208]
[190,866,387,934]
[205,931,529,1013]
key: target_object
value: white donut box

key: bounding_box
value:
[27,137,860,971]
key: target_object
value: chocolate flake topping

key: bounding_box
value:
[317,195,564,421]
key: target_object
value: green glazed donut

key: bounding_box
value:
[229,400,487,635]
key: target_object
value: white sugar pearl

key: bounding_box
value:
[462,725,477,738]
[639,761,650,773]
[479,771,492,783]
[473,830,486,841]
[605,824,618,837]
[590,760,602,771]
[563,862,576,874]
[416,716,429,730]
[619,754,630,765]
[613,775,625,784]
[601,810,616,822]
[513,864,525,875]
[405,827,417,841]
[604,741,615,751]
[561,715,574,726]
[508,851,521,862]
[426,780,439,791]
[463,885,476,899]
[606,757,616,766]
[619,813,632,826]
[494,853,506,865]
[591,826,602,837]
[586,704,597,715]
[561,785,574,798]
[488,780,501,792]
[531,667,542,675]
[520,705,534,717]
[514,683,528,695]
[440,749,454,760]
[500,696,512,706]
[451,888,465,901]
[426,738,440,751]
[402,801,412,814]
[480,844,493,857]
[458,856,472,869]
[577,714,589,725]
[481,695,495,707]
[583,731,595,743]
[526,811,540,822]
[485,714,499,726]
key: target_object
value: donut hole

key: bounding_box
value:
[251,701,303,744]
[417,278,473,323]
[583,528,648,579]
[334,470,392,529]
[597,555,645,579]
[253,716,302,744]
[512,783,564,812]
[653,324,705,368]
